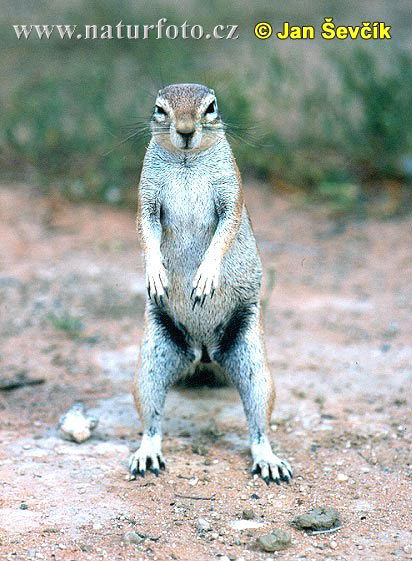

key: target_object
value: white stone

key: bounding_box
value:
[58,403,98,443]
[197,518,210,532]
[228,520,264,530]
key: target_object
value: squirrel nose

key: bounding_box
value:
[179,131,194,140]
[176,120,195,136]
[177,129,194,148]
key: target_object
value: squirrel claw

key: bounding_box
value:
[192,259,220,301]
[153,294,166,308]
[191,289,213,309]
[129,446,166,480]
[280,469,291,483]
[251,448,293,486]
[192,296,200,310]
[146,264,168,304]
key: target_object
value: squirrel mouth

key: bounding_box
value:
[178,133,194,150]
[177,140,196,152]
[165,129,203,151]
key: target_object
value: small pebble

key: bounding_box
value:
[197,518,211,532]
[293,506,341,531]
[242,509,255,520]
[123,531,144,545]
[337,473,349,482]
[257,529,291,552]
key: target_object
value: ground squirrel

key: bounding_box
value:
[129,83,292,485]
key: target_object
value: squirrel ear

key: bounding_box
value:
[210,89,215,95]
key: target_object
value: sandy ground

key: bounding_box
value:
[0,183,411,561]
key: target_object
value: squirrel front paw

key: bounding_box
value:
[192,257,220,308]
[146,261,168,306]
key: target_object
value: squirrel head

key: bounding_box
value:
[151,83,224,152]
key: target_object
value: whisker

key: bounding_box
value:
[102,128,152,157]
[225,129,274,149]
[122,123,151,132]
[103,114,274,158]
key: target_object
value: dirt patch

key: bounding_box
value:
[0,183,411,560]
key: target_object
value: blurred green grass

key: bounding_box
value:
[1,0,412,216]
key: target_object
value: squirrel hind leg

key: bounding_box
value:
[213,306,293,485]
[130,316,195,478]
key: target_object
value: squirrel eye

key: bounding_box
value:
[205,101,216,114]
[155,105,166,115]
